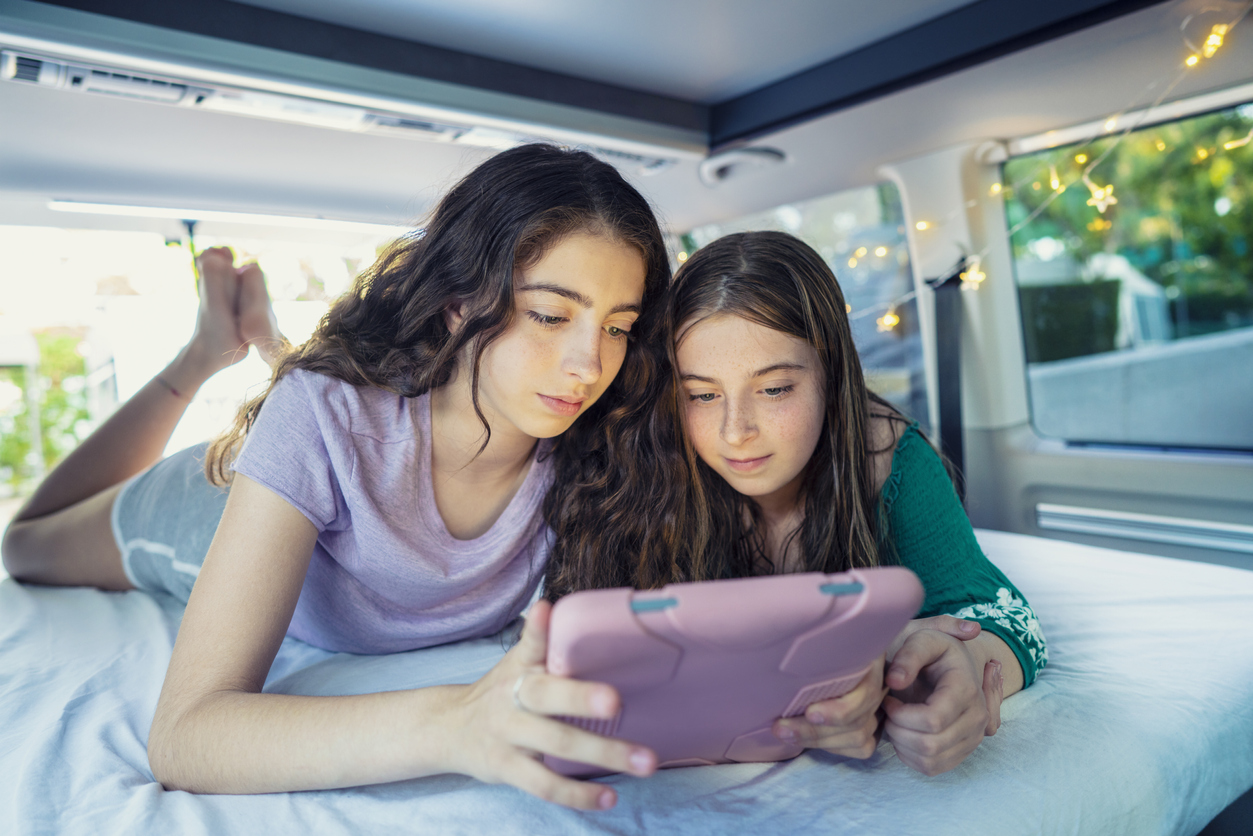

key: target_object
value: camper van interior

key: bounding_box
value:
[1,0,1251,833]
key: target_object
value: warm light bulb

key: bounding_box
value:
[855,246,868,257]
[874,246,888,257]
[677,251,688,263]
[1197,147,1209,160]
[1104,118,1117,132]
[989,183,1003,195]
[1156,139,1167,151]
[1186,54,1200,67]
[1223,130,1253,150]
[848,257,858,268]
[1085,181,1117,213]
[1049,165,1061,191]
[876,310,900,332]
[1075,153,1088,164]
[845,304,852,313]
[1203,24,1227,58]
[914,221,929,231]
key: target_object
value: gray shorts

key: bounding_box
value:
[110,441,230,603]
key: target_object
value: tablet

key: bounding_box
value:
[543,567,924,777]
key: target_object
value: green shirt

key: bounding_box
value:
[880,426,1048,685]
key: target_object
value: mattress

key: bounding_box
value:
[2,529,1251,835]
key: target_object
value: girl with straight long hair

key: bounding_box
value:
[545,230,1047,776]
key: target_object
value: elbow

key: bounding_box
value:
[147,714,183,790]
[1,518,35,581]
[148,705,204,792]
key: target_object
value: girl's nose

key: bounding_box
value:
[563,325,603,385]
[721,399,758,446]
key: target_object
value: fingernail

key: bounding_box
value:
[959,620,978,634]
[806,710,826,726]
[598,789,616,810]
[629,750,653,774]
[888,665,906,680]
[776,726,796,742]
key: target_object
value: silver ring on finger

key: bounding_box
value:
[512,673,530,713]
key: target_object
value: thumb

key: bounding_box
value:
[926,614,982,642]
[515,599,553,668]
[982,659,1004,736]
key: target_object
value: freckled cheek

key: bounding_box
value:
[683,407,721,462]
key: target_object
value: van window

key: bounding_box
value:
[683,182,930,432]
[0,225,394,503]
[1004,101,1253,451]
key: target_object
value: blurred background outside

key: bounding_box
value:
[1005,100,1253,450]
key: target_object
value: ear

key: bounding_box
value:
[443,301,465,334]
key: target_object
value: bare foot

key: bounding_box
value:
[237,261,286,367]
[188,247,249,375]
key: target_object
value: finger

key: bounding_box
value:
[501,750,619,810]
[884,704,985,776]
[514,600,553,668]
[513,712,655,778]
[885,630,951,691]
[982,660,1004,736]
[801,661,885,727]
[883,665,981,734]
[923,615,981,641]
[518,671,620,720]
[775,708,880,757]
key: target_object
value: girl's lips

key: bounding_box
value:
[724,455,771,473]
[539,394,585,417]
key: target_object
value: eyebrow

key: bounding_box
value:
[681,363,806,384]
[519,282,641,316]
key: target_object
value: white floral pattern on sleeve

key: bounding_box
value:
[950,587,1049,673]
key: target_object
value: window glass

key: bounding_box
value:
[683,182,929,433]
[0,226,395,515]
[1005,101,1253,450]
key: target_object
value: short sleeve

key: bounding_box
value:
[231,369,347,532]
[882,428,1049,685]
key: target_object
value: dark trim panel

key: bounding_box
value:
[709,0,1171,147]
[28,0,708,132]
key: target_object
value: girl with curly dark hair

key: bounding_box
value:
[3,144,670,808]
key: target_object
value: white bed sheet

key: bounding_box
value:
[2,530,1252,836]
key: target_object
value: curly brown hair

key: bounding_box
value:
[205,144,671,486]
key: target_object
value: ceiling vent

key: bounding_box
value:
[0,49,681,175]
[697,147,786,187]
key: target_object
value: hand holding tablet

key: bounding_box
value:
[544,567,925,776]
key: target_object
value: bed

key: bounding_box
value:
[2,529,1251,835]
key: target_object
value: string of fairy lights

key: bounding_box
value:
[861,2,1252,335]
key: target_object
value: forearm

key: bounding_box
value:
[149,685,465,794]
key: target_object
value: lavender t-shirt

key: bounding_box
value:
[232,369,553,654]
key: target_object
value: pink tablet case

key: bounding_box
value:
[544,567,924,776]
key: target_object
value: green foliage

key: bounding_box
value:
[1004,102,1253,340]
[0,331,91,495]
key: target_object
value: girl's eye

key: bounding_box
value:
[527,311,566,328]
[605,325,630,339]
[763,385,794,399]
[688,392,718,403]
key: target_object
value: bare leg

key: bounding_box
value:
[1,247,281,588]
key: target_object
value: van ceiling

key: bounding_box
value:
[232,0,985,103]
[1,0,1250,236]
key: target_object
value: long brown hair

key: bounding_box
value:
[544,230,906,598]
[206,143,670,485]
